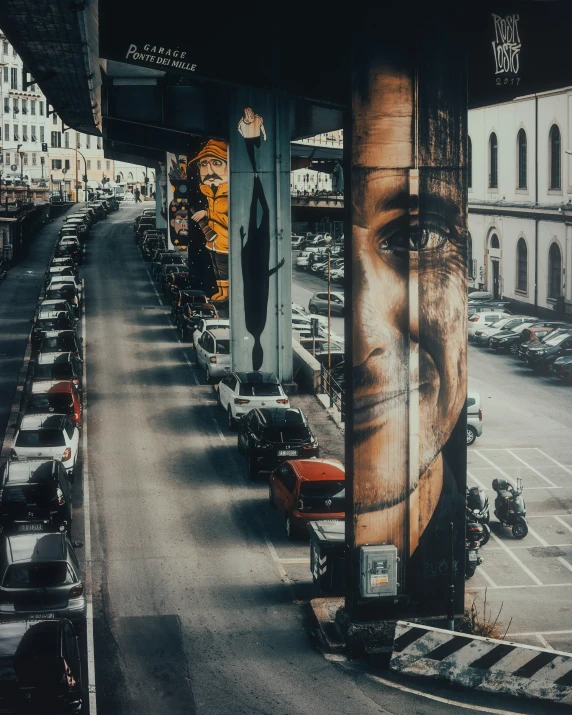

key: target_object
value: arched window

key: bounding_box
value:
[490,234,500,249]
[550,125,561,190]
[467,233,473,277]
[128,172,133,181]
[517,129,527,189]
[548,242,562,298]
[489,132,498,188]
[516,238,527,292]
[468,136,472,189]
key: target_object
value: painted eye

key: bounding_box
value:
[417,228,449,251]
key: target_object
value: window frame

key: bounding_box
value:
[517,128,527,190]
[549,124,562,192]
[489,132,498,189]
[516,237,528,294]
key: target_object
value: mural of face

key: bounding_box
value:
[352,64,466,555]
[170,209,189,237]
[198,156,228,189]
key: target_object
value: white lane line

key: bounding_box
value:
[554,516,572,533]
[470,582,572,590]
[528,513,572,519]
[366,674,529,715]
[467,470,487,490]
[521,521,572,575]
[487,542,572,550]
[476,567,498,589]
[279,558,311,564]
[211,417,226,443]
[144,268,164,305]
[534,448,572,476]
[506,449,559,488]
[488,530,543,585]
[535,634,554,650]
[511,628,572,636]
[81,281,97,714]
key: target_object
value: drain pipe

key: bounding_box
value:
[534,94,539,314]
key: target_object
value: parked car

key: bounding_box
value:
[468,302,512,315]
[193,318,230,350]
[0,619,83,712]
[47,275,83,303]
[291,235,306,250]
[171,289,208,320]
[467,392,483,445]
[164,270,190,300]
[551,355,572,382]
[524,330,572,373]
[134,208,156,229]
[158,265,186,295]
[0,459,74,535]
[269,458,345,539]
[308,291,345,316]
[135,218,156,245]
[468,311,511,339]
[50,256,77,270]
[43,285,80,318]
[25,381,83,427]
[490,320,569,355]
[44,264,77,286]
[11,414,80,476]
[31,312,76,351]
[296,251,312,271]
[62,218,88,239]
[38,330,82,360]
[517,324,568,360]
[238,407,319,479]
[468,291,494,303]
[218,371,289,429]
[36,300,76,326]
[471,316,533,345]
[0,532,86,624]
[151,251,184,279]
[54,243,81,264]
[32,353,83,390]
[177,301,218,341]
[141,235,167,261]
[195,327,231,382]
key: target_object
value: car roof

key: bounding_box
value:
[288,458,345,481]
[37,310,67,320]
[30,380,74,394]
[181,289,205,297]
[6,532,67,564]
[41,329,76,338]
[257,407,306,426]
[208,327,230,339]
[20,413,67,430]
[37,352,73,365]
[235,371,279,384]
[6,460,58,485]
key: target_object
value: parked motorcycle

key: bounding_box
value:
[465,535,483,579]
[466,511,490,547]
[492,477,528,539]
[466,486,491,546]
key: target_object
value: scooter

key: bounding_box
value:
[466,486,491,545]
[492,477,528,539]
[466,512,490,547]
[465,534,483,579]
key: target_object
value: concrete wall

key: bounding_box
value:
[292,337,321,393]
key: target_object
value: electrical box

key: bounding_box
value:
[359,544,398,599]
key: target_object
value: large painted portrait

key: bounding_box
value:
[351,51,467,614]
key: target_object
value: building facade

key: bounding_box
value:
[468,87,572,317]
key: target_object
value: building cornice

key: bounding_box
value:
[469,201,572,223]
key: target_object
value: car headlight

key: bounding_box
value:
[498,338,507,343]
[536,350,546,355]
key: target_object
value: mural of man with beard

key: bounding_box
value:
[169,203,189,247]
[350,49,467,614]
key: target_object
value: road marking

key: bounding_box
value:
[278,557,311,564]
[510,628,572,636]
[81,280,97,714]
[211,417,226,443]
[535,634,554,650]
[366,674,529,715]
[488,530,543,585]
[553,516,572,533]
[467,470,487,491]
[506,449,559,488]
[476,567,498,588]
[486,542,572,550]
[525,523,572,574]
[534,448,572,476]
[144,267,164,305]
[469,582,572,590]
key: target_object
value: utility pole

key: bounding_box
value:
[75,134,78,202]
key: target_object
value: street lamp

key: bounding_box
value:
[76,148,87,203]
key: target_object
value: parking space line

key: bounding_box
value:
[553,516,572,533]
[81,281,97,714]
[534,448,572,476]
[488,530,543,585]
[467,470,487,490]
[473,450,514,480]
[144,267,164,305]
[535,634,554,650]
[279,558,311,564]
[469,582,572,590]
[476,567,498,588]
[487,542,572,550]
[525,524,572,575]
[510,628,572,636]
[506,449,559,488]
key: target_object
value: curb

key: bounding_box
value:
[0,337,32,460]
[310,597,345,652]
[390,620,572,707]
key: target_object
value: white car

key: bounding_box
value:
[468,311,511,339]
[472,316,534,345]
[11,414,80,476]
[195,327,231,382]
[296,252,311,270]
[217,371,289,429]
[48,277,83,302]
[124,192,135,202]
[193,318,230,350]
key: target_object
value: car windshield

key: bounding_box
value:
[46,289,73,300]
[239,383,281,397]
[215,340,230,355]
[42,337,74,352]
[3,563,69,588]
[3,484,55,507]
[37,319,65,330]
[15,430,65,447]
[262,426,311,442]
[28,394,73,412]
[34,364,73,380]
[300,481,345,500]
[544,332,571,346]
[491,318,509,329]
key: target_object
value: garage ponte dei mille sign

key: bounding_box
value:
[124,43,197,73]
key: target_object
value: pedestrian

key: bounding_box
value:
[134,187,141,203]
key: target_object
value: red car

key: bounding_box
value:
[25,380,83,426]
[269,458,345,539]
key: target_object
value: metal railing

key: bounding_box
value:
[320,364,345,422]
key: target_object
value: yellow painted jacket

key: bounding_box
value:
[199,182,228,254]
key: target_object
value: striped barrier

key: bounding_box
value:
[390,620,572,706]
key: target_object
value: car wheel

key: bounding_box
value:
[285,516,297,540]
[509,343,519,355]
[269,484,276,508]
[228,407,237,431]
[206,369,213,384]
[308,303,316,313]
[247,455,258,481]
[466,426,477,446]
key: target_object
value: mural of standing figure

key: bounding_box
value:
[189,140,229,302]
[238,106,284,370]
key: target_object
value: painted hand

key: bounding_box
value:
[191,210,207,223]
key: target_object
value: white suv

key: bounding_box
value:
[468,311,511,339]
[218,371,289,429]
[195,327,231,382]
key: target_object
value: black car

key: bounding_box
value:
[0,619,82,713]
[158,264,186,294]
[171,289,208,321]
[141,235,167,261]
[135,218,156,244]
[33,353,83,390]
[31,313,76,351]
[38,330,83,359]
[517,325,567,360]
[177,301,218,341]
[525,330,572,373]
[551,355,572,382]
[238,407,319,479]
[0,459,73,535]
[54,244,81,265]
[490,320,569,355]
[154,254,185,281]
[44,286,80,318]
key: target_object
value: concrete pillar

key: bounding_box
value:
[347,36,467,618]
[156,162,167,231]
[229,90,293,383]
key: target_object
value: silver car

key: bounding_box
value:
[195,327,231,382]
[308,291,345,316]
[467,392,483,445]
[472,316,534,345]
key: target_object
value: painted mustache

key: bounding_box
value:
[203,173,222,182]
